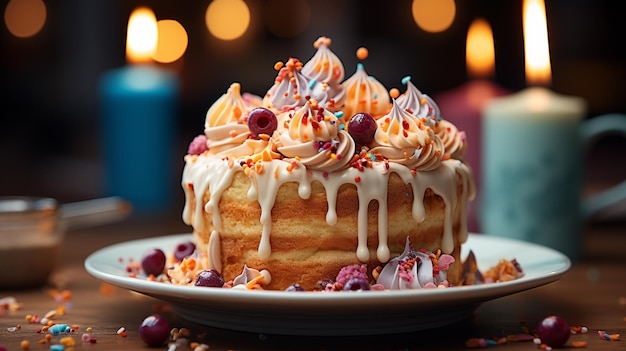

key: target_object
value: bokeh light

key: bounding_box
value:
[153,20,188,64]
[264,0,310,38]
[412,0,456,33]
[466,18,495,79]
[205,0,250,41]
[4,0,47,38]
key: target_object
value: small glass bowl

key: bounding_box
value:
[0,197,63,289]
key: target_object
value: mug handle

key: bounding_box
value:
[580,113,626,218]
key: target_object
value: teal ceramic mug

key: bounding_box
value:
[481,95,626,260]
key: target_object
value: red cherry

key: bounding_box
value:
[348,112,377,146]
[536,315,570,347]
[140,248,166,277]
[248,107,278,138]
[138,314,170,347]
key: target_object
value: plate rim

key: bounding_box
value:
[84,233,571,305]
[84,233,571,335]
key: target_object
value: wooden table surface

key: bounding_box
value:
[1,214,624,351]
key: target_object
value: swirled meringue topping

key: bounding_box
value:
[302,37,345,88]
[205,82,248,129]
[301,36,346,112]
[435,119,467,160]
[203,83,267,158]
[376,237,455,290]
[342,63,391,119]
[277,99,355,171]
[371,100,444,171]
[396,77,440,121]
[263,57,339,112]
[396,77,466,160]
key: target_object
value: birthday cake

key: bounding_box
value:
[176,37,475,291]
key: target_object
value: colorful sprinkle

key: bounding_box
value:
[48,324,68,335]
[356,47,369,60]
[572,341,587,348]
[597,330,620,341]
[389,88,400,99]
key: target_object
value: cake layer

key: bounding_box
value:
[184,162,469,290]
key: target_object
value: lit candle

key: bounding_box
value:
[99,7,179,213]
[481,0,587,257]
[434,17,510,231]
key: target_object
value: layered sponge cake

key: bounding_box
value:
[180,37,475,290]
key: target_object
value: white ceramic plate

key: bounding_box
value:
[85,233,570,336]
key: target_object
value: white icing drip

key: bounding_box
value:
[207,230,222,272]
[248,160,311,260]
[182,154,474,265]
[182,156,241,231]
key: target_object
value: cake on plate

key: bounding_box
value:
[178,37,475,291]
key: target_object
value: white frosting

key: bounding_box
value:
[377,238,456,290]
[182,155,475,265]
[207,230,222,272]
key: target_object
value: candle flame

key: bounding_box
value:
[126,7,158,64]
[523,0,551,86]
[466,18,495,79]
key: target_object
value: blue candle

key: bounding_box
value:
[100,65,178,213]
[99,7,179,213]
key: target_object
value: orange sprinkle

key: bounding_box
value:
[273,61,284,71]
[255,162,264,175]
[262,148,273,161]
[20,340,29,350]
[389,88,400,99]
[356,47,369,60]
[60,290,72,301]
[60,336,76,347]
[572,341,587,348]
[99,282,117,296]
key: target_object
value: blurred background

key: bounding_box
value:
[1,0,625,218]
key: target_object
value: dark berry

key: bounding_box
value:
[141,248,166,277]
[536,315,570,347]
[173,241,196,262]
[348,112,377,146]
[194,269,225,288]
[343,278,371,291]
[285,283,305,292]
[248,107,278,138]
[138,314,170,347]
